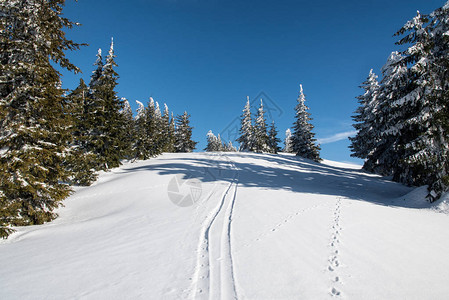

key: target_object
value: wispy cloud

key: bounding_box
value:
[317,130,357,145]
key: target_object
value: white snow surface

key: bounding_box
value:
[1,152,449,299]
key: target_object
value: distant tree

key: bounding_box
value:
[205,130,221,151]
[133,100,148,159]
[174,112,197,152]
[291,84,321,161]
[237,96,254,151]
[161,104,174,152]
[253,100,270,152]
[120,97,135,159]
[284,129,294,153]
[268,121,281,154]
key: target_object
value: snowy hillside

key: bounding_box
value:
[1,152,449,299]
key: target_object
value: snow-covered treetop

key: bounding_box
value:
[155,102,161,118]
[136,100,145,120]
[286,128,292,136]
[121,98,132,115]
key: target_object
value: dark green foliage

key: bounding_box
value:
[253,100,270,153]
[65,79,98,185]
[0,0,83,238]
[174,111,197,153]
[291,85,321,161]
[85,40,128,170]
[268,121,281,154]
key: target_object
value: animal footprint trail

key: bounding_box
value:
[328,197,344,297]
[236,203,328,253]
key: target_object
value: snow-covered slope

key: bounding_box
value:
[1,152,449,299]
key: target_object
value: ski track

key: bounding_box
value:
[328,197,343,297]
[190,154,239,300]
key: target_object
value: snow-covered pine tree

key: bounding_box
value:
[253,100,269,153]
[237,96,254,151]
[291,85,321,161]
[349,69,380,163]
[89,48,103,87]
[0,0,83,238]
[65,79,98,185]
[120,97,135,159]
[87,39,127,170]
[268,121,281,154]
[143,98,162,157]
[364,52,409,176]
[160,104,173,152]
[389,7,449,200]
[284,128,294,153]
[225,141,238,152]
[133,100,149,159]
[167,112,176,152]
[205,130,221,152]
[174,111,197,152]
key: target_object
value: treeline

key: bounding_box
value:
[350,2,449,201]
[0,1,196,238]
[228,86,321,162]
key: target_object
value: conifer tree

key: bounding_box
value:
[167,112,176,152]
[237,96,254,151]
[120,98,135,159]
[0,0,83,238]
[205,130,221,151]
[174,111,197,152]
[291,85,321,161]
[65,79,98,185]
[284,129,294,153]
[87,39,128,169]
[160,104,173,152]
[143,98,162,157]
[253,100,269,153]
[349,69,380,162]
[268,121,281,154]
[133,100,148,159]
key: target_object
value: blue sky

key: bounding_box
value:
[59,0,444,164]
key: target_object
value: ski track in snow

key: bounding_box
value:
[190,154,239,300]
[328,197,343,297]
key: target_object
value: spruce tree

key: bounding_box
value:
[205,130,222,151]
[120,98,135,159]
[291,85,321,161]
[268,121,281,154]
[284,129,294,153]
[237,96,254,151]
[133,100,148,160]
[87,39,128,169]
[253,100,269,153]
[65,79,98,185]
[160,104,173,152]
[0,0,83,238]
[174,111,197,152]
[349,69,380,162]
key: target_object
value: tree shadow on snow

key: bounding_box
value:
[121,152,421,209]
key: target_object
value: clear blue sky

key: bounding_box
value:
[59,0,444,164]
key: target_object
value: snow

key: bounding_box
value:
[1,152,449,299]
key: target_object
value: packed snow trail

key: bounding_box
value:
[1,152,449,299]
